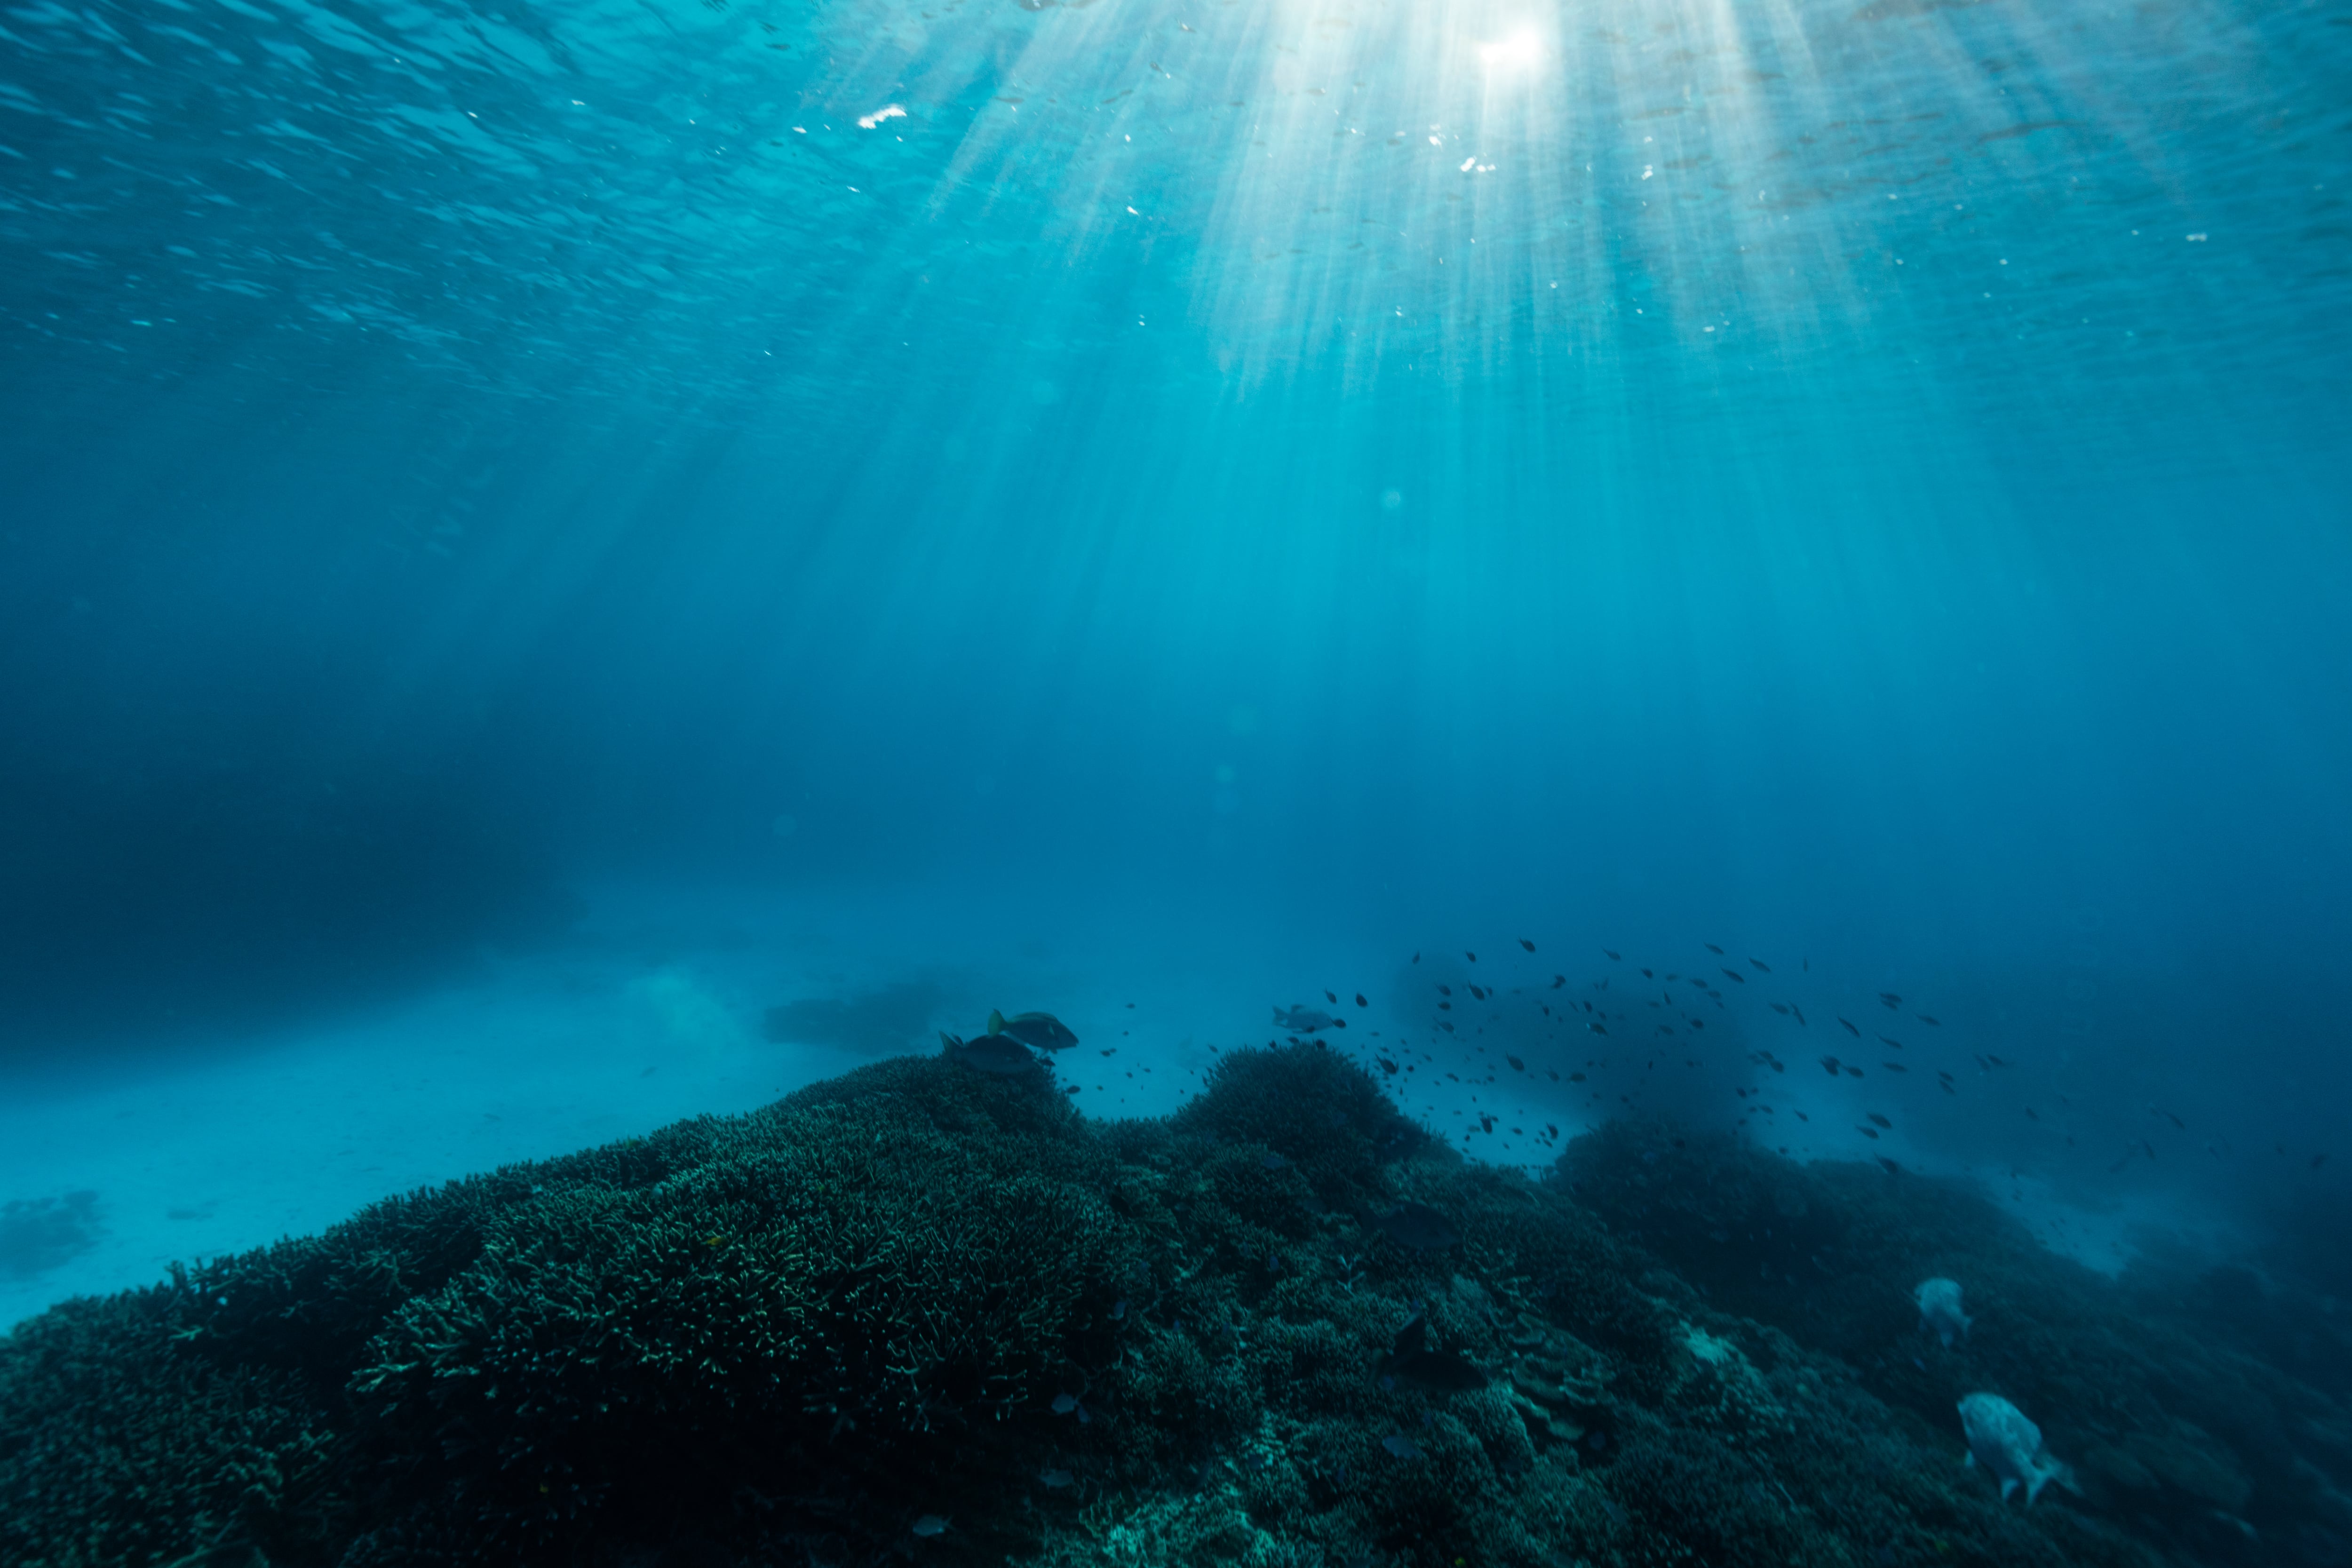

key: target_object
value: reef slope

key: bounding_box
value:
[4,1046,2345,1567]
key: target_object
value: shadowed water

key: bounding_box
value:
[0,0,2347,1560]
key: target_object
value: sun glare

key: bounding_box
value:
[1478,27,1545,73]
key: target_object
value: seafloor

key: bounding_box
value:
[2,1043,2346,1568]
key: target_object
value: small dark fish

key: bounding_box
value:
[1706,944,1724,955]
[1791,1005,1806,1025]
[1546,1124,1558,1137]
[1377,1056,1399,1075]
[1111,1298,1128,1320]
[1918,1015,1941,1026]
[1438,984,1452,996]
[1882,1062,1907,1073]
[1878,993,1901,1009]
[1867,1113,1891,1129]
[1381,1434,1422,1460]
[1356,993,1368,1006]
[1465,951,1478,962]
[1262,1153,1287,1170]
[1412,952,1420,963]
[1857,1126,1880,1140]
[1326,990,1339,1003]
[1845,1066,1864,1078]
[2315,1154,2330,1170]
[1839,1017,1860,1037]
[1641,967,1653,978]
[1506,1055,1524,1071]
[1985,1054,2007,1068]
[1039,1468,1073,1488]
[1878,1157,1901,1175]
[2143,1140,2157,1160]
[1551,974,1566,988]
[912,1515,950,1538]
[1521,938,1537,952]
[1369,1202,1461,1251]
[1820,1056,1843,1076]
[1771,1003,1788,1015]
[1569,1072,1586,1082]
[1750,958,1771,972]
[1879,1036,1902,1050]
[1052,1393,1081,1415]
[1589,1023,1608,1036]
[2025,1107,2040,1122]
[1467,983,1486,1000]
[1721,969,1746,984]
[1603,947,1620,960]
[2156,1109,2185,1130]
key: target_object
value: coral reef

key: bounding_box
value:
[1560,1121,2352,1566]
[4,1048,2346,1567]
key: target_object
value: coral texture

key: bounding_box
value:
[4,1048,2347,1568]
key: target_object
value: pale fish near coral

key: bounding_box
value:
[1959,1392,2078,1505]
[1915,1276,1973,1347]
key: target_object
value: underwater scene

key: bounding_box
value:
[2,0,2349,1561]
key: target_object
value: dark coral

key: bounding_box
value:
[5,1046,2347,1568]
[1560,1121,2352,1566]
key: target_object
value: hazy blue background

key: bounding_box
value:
[1,0,2346,1311]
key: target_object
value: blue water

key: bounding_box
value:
[1,0,2347,1322]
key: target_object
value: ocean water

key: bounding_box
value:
[1,0,2348,1480]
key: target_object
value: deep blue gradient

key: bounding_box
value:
[1,0,2347,1298]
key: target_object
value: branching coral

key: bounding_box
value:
[4,1048,2338,1568]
